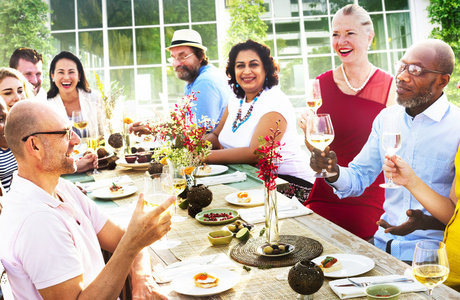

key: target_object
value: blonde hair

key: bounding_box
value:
[335,4,374,33]
[0,67,33,99]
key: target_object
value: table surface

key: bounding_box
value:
[80,164,460,300]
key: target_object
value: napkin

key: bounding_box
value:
[329,275,427,299]
[104,202,136,227]
[196,171,246,186]
[80,175,134,191]
[151,253,236,283]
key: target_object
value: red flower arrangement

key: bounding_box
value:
[255,120,284,191]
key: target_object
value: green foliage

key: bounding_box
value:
[223,0,268,59]
[427,0,460,107]
[0,0,55,68]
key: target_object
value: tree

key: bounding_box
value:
[0,0,55,68]
[223,0,268,60]
[427,0,460,107]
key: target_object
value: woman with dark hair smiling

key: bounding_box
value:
[205,40,314,198]
[47,51,105,137]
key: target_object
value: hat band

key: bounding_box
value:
[170,40,202,46]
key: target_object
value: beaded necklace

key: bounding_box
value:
[341,63,374,93]
[232,89,263,132]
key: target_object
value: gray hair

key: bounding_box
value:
[335,4,374,33]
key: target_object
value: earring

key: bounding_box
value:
[265,77,268,81]
[236,84,239,88]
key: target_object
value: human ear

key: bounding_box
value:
[438,74,450,89]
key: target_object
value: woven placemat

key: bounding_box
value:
[230,235,323,268]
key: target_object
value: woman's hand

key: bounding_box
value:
[382,154,416,188]
[75,152,98,173]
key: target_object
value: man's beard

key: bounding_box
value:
[174,64,200,83]
[396,78,436,108]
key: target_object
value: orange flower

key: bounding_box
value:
[182,166,195,175]
[160,157,168,165]
[123,117,133,124]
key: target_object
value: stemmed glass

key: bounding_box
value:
[86,114,100,174]
[306,113,336,178]
[144,173,182,249]
[379,114,402,188]
[163,165,188,222]
[71,110,88,138]
[412,240,449,300]
[306,79,322,115]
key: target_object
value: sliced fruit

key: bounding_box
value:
[236,227,250,241]
[178,199,189,209]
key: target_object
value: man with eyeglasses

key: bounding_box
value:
[309,39,460,263]
[0,100,173,299]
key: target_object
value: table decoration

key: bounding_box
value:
[288,260,324,299]
[254,120,284,244]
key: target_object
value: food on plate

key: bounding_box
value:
[193,272,219,288]
[144,135,153,142]
[109,183,124,195]
[236,191,251,203]
[227,220,254,237]
[72,149,80,155]
[262,243,291,255]
[97,147,109,159]
[124,155,137,163]
[319,256,342,273]
[200,164,212,174]
[108,133,123,149]
[235,227,250,241]
[178,199,189,209]
[202,212,234,222]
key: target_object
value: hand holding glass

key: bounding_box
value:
[380,115,402,188]
[306,79,322,114]
[164,165,188,222]
[306,113,336,178]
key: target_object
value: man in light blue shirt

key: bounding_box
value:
[167,29,231,124]
[309,39,460,262]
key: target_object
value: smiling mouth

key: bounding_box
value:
[62,83,72,87]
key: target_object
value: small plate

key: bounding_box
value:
[195,165,229,177]
[195,208,239,225]
[117,158,150,170]
[225,189,264,207]
[257,242,295,257]
[97,153,117,169]
[312,254,375,278]
[91,185,138,199]
[171,269,240,296]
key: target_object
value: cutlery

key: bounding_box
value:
[164,254,219,270]
[335,277,415,287]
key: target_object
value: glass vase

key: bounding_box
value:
[264,187,279,244]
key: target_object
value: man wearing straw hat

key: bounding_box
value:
[167,29,231,123]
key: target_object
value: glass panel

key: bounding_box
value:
[136,28,161,65]
[50,0,75,30]
[329,0,353,15]
[164,0,188,24]
[275,20,301,56]
[359,0,382,12]
[273,0,299,18]
[79,31,104,68]
[390,51,405,74]
[52,33,77,54]
[385,0,409,11]
[368,52,388,72]
[308,56,332,79]
[193,24,218,61]
[302,0,328,16]
[370,14,385,51]
[78,0,102,29]
[134,0,160,26]
[191,0,215,22]
[167,66,185,100]
[136,68,164,117]
[110,68,134,100]
[387,13,411,50]
[164,25,189,58]
[108,29,134,66]
[279,58,305,95]
[304,17,330,54]
[87,70,104,94]
[261,0,271,19]
[107,0,132,27]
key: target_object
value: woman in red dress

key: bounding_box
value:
[299,4,395,240]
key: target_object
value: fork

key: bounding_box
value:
[346,277,414,287]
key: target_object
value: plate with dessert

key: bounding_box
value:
[225,189,264,206]
[312,254,375,278]
[194,164,228,177]
[170,270,240,297]
[91,183,138,199]
[116,157,150,170]
[257,242,295,257]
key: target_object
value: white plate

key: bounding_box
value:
[117,158,150,170]
[195,165,228,177]
[91,185,138,199]
[312,254,375,278]
[171,269,240,296]
[257,242,295,257]
[225,189,264,207]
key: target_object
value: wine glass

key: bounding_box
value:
[412,240,449,300]
[144,173,182,249]
[306,113,336,178]
[71,110,88,139]
[306,79,322,115]
[379,114,402,189]
[86,114,100,175]
[163,165,188,222]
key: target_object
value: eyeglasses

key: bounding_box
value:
[167,53,194,64]
[395,61,445,76]
[22,127,73,142]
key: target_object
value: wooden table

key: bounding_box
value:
[83,166,460,300]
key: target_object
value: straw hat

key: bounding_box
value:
[166,29,207,52]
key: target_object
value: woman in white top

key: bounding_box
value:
[206,40,314,200]
[47,51,105,137]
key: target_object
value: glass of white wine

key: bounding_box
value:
[306,79,322,115]
[379,114,402,189]
[86,114,100,174]
[306,113,336,178]
[163,165,188,222]
[413,240,449,300]
[144,173,182,249]
[71,110,88,140]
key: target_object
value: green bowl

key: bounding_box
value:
[207,230,233,246]
[365,284,401,300]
